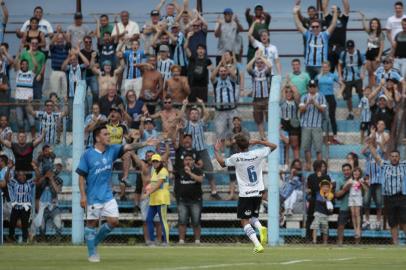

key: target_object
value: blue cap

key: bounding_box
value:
[223,8,233,14]
[102,60,112,67]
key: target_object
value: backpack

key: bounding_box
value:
[342,49,363,68]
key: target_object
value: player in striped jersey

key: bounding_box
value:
[293,4,338,79]
[247,54,272,139]
[299,80,327,171]
[157,44,174,83]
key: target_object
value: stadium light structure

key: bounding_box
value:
[267,75,282,246]
[72,80,86,244]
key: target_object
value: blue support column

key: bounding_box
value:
[267,75,282,246]
[72,80,86,244]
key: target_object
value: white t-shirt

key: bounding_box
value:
[386,14,406,41]
[112,20,140,50]
[252,40,279,74]
[225,147,272,197]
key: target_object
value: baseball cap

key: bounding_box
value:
[144,117,153,123]
[254,4,264,10]
[74,12,83,19]
[378,94,388,101]
[223,8,233,14]
[151,154,162,162]
[110,105,121,113]
[346,40,355,48]
[54,158,63,166]
[159,44,170,52]
[102,60,112,67]
[150,10,160,16]
[308,79,318,87]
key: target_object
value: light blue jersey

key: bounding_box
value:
[76,145,124,205]
[317,72,339,96]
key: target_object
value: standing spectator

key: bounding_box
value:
[0,155,11,224]
[183,100,220,199]
[98,30,119,71]
[19,38,46,100]
[26,98,69,145]
[169,23,188,75]
[375,56,404,84]
[142,10,161,57]
[322,0,350,72]
[17,6,53,57]
[280,160,303,216]
[286,59,310,96]
[175,153,204,244]
[392,18,406,78]
[80,36,99,104]
[358,87,373,143]
[14,58,36,137]
[157,45,174,83]
[299,80,327,171]
[280,84,301,160]
[0,0,9,43]
[0,115,12,159]
[174,130,202,174]
[0,53,9,117]
[20,17,46,50]
[151,24,174,57]
[112,11,140,51]
[214,8,243,64]
[293,4,338,79]
[370,94,395,131]
[5,162,38,243]
[338,40,366,120]
[139,56,163,114]
[95,14,113,46]
[359,13,385,86]
[210,63,239,139]
[84,103,107,147]
[348,167,367,242]
[122,90,147,130]
[185,11,208,58]
[305,160,332,240]
[248,22,282,75]
[49,30,71,99]
[385,1,406,43]
[245,4,271,63]
[67,13,91,48]
[138,117,159,161]
[224,116,250,200]
[317,61,344,143]
[185,43,212,102]
[247,54,272,140]
[0,43,14,82]
[122,40,145,97]
[368,144,406,244]
[164,65,190,104]
[98,83,125,119]
[61,47,90,99]
[335,163,353,245]
[155,0,182,27]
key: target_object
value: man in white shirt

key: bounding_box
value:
[112,11,140,51]
[214,134,277,254]
[386,1,406,43]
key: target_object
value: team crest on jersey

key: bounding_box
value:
[102,158,107,165]
[244,210,252,216]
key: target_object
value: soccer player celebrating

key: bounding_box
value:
[214,134,276,253]
[76,124,157,262]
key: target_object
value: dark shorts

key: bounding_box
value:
[360,122,371,132]
[253,98,268,124]
[343,80,363,100]
[366,48,380,61]
[363,183,383,209]
[177,198,202,227]
[337,210,351,226]
[384,194,406,228]
[135,172,143,194]
[237,196,262,219]
[281,119,301,136]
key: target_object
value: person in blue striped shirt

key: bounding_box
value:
[338,40,366,120]
[293,3,338,79]
[368,141,406,245]
[358,86,372,143]
[76,124,157,262]
[123,40,145,96]
[299,80,327,171]
[374,56,405,88]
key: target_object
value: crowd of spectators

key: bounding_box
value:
[0,0,406,245]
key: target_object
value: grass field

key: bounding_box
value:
[0,245,405,270]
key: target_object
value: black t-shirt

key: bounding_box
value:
[371,105,394,131]
[80,49,98,78]
[325,14,349,47]
[174,147,201,173]
[98,95,124,116]
[187,57,212,87]
[307,173,332,203]
[174,166,204,200]
[98,42,118,69]
[11,142,34,172]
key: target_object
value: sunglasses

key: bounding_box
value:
[311,25,320,29]
[84,40,92,44]
[164,101,172,104]
[383,61,391,64]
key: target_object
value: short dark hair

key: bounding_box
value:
[34,6,43,12]
[183,133,193,139]
[103,31,111,36]
[402,18,406,23]
[83,35,92,42]
[100,14,109,20]
[342,163,352,170]
[292,58,301,64]
[391,149,400,155]
[44,99,53,105]
[308,6,316,11]
[93,124,107,144]
[0,154,8,165]
[312,160,323,172]
[30,17,39,24]
[395,1,403,7]
[183,152,195,159]
[42,144,51,151]
[1,42,9,50]
[196,44,207,51]
[235,133,250,150]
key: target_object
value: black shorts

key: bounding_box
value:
[360,122,371,132]
[366,48,379,61]
[343,80,363,100]
[237,196,262,219]
[281,119,301,136]
[135,172,143,194]
[384,194,406,227]
[337,210,351,226]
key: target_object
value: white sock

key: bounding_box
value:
[250,217,263,230]
[243,224,260,247]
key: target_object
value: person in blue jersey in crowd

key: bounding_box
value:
[76,124,158,262]
[293,3,338,79]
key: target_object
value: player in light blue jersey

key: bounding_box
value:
[76,124,157,262]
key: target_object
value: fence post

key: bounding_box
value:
[268,75,281,246]
[72,80,86,244]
